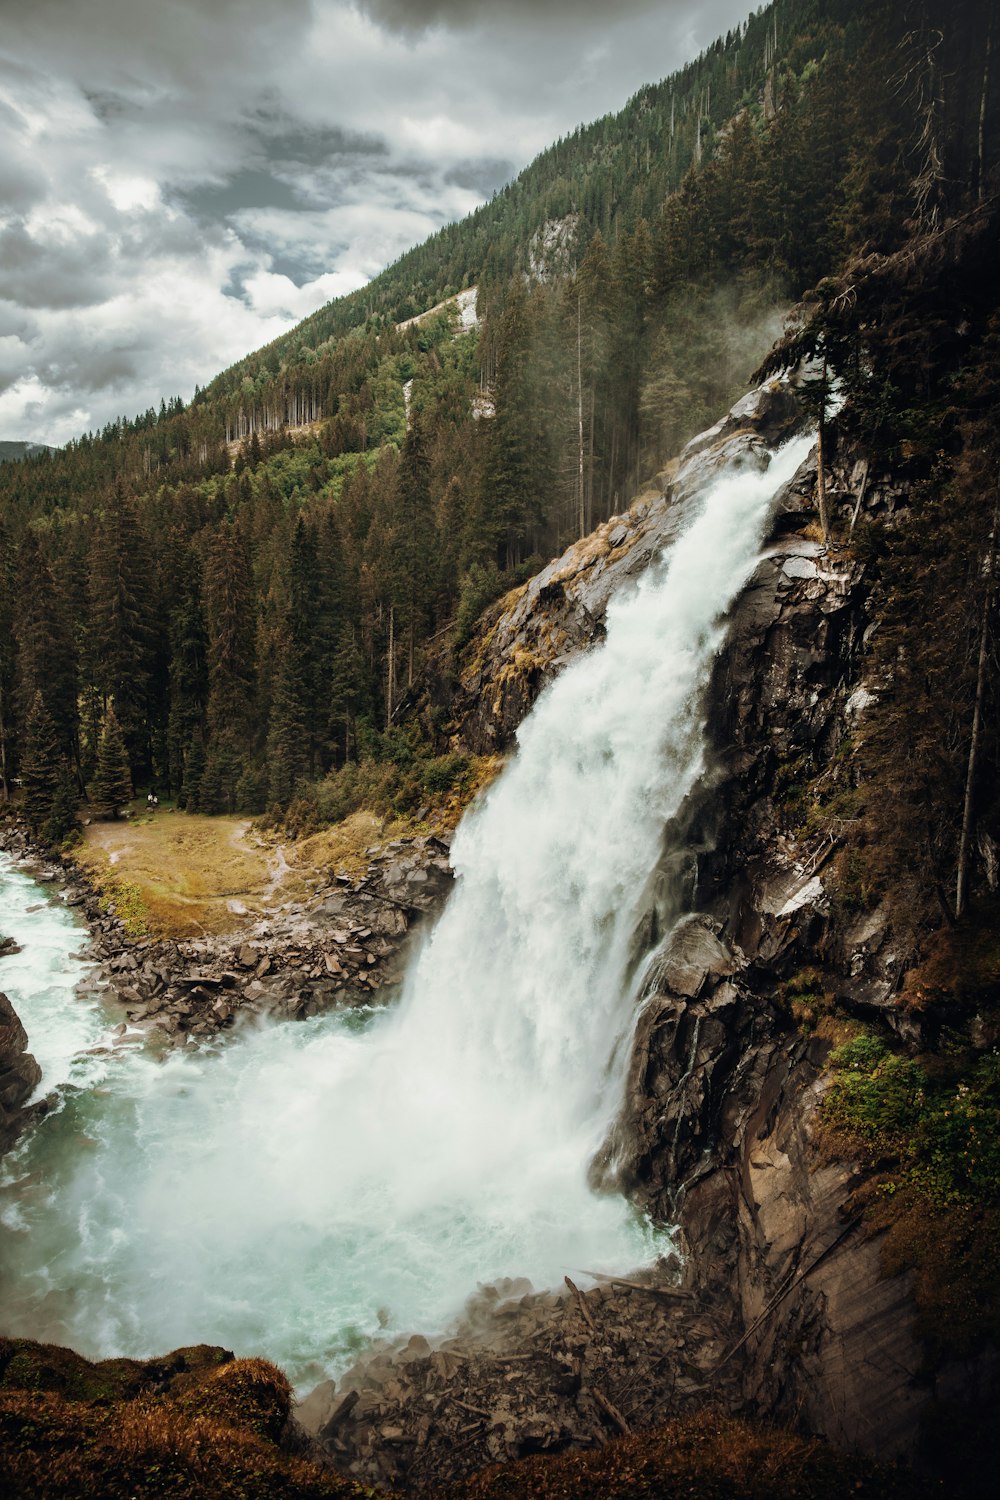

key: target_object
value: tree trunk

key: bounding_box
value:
[955,501,998,919]
[816,358,830,549]
[576,293,585,539]
[386,606,395,725]
[977,13,993,202]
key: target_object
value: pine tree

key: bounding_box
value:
[202,521,256,811]
[21,691,61,833]
[15,532,79,768]
[87,479,153,773]
[0,523,16,800]
[182,726,206,812]
[91,706,133,819]
[45,765,80,846]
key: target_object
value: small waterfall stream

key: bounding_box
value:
[0,430,811,1387]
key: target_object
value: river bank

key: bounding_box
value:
[1,815,453,1057]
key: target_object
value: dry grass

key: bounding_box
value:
[288,810,412,885]
[76,811,304,937]
[0,1346,378,1500]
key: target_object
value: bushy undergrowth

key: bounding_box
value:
[96,874,149,938]
[262,724,501,838]
[824,1035,1000,1205]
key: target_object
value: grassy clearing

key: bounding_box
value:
[76,808,303,938]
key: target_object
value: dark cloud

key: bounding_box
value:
[356,0,750,40]
[0,226,115,310]
[358,0,665,29]
[444,158,516,196]
[175,170,305,225]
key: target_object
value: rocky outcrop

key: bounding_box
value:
[0,991,42,1151]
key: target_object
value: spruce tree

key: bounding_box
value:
[21,691,61,833]
[15,532,79,768]
[0,523,16,800]
[45,764,80,845]
[91,706,133,819]
[87,479,153,773]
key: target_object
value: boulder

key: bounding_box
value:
[0,990,43,1151]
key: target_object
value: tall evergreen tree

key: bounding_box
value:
[91,706,133,820]
[20,691,61,834]
[202,521,257,811]
[14,532,79,773]
[87,479,153,774]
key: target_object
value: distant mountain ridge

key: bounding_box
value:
[0,441,57,464]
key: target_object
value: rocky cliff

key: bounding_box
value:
[299,382,986,1489]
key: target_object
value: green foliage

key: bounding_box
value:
[824,1037,927,1153]
[824,1033,1000,1207]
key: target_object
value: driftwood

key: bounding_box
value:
[591,1386,631,1435]
[564,1275,596,1333]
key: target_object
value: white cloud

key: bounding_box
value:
[0,0,755,443]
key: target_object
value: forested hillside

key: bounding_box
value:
[0,0,996,862]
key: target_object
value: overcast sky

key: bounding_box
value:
[0,0,754,445]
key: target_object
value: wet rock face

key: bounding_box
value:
[610,447,943,1460]
[0,991,42,1151]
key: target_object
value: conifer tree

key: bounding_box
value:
[202,521,256,811]
[91,706,133,820]
[15,532,79,769]
[0,523,16,800]
[21,691,61,833]
[395,420,436,684]
[45,765,80,846]
[87,479,153,773]
[182,726,206,812]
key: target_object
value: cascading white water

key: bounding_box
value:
[0,431,811,1386]
[0,852,105,1094]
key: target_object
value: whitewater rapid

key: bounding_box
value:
[0,431,811,1386]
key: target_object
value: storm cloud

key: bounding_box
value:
[0,0,753,444]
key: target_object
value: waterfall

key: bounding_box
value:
[0,429,811,1385]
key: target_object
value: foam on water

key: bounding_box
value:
[0,852,105,1097]
[0,432,811,1385]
